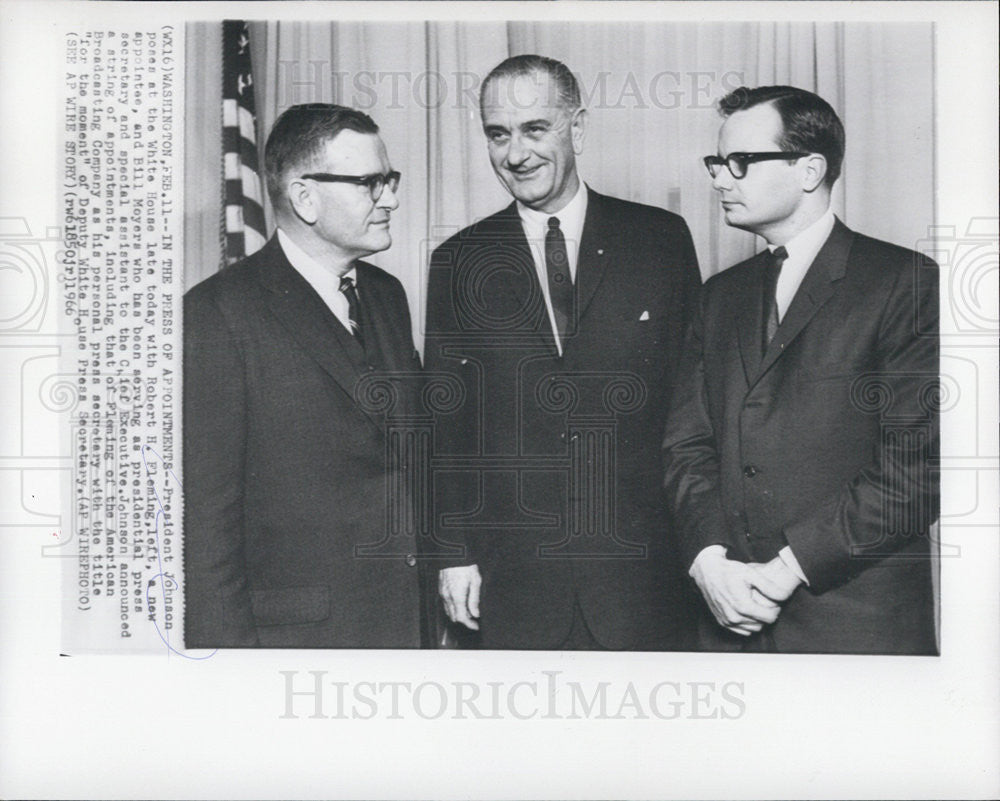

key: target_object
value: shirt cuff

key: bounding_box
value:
[779,545,809,586]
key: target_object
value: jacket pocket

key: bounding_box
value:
[250,584,330,626]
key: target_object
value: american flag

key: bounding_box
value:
[222,21,267,265]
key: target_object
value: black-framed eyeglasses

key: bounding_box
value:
[300,170,401,200]
[703,152,810,180]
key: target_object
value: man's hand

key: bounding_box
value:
[439,565,482,631]
[747,556,803,604]
[689,546,781,636]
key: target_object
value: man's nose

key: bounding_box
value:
[377,183,400,211]
[505,133,529,166]
[711,166,733,192]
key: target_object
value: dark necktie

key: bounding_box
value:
[545,216,574,346]
[762,245,788,352]
[339,274,364,349]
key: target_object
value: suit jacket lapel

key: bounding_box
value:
[355,262,423,418]
[573,187,614,330]
[255,237,380,427]
[736,252,770,385]
[356,263,402,369]
[754,218,854,381]
[493,202,559,355]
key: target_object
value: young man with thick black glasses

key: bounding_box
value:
[663,85,939,655]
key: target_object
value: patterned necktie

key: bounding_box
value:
[762,245,788,352]
[545,216,573,346]
[339,274,364,348]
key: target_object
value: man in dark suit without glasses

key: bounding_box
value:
[184,104,426,648]
[425,55,702,649]
[662,86,939,654]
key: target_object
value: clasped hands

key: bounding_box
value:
[689,545,802,636]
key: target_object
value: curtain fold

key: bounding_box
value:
[184,21,935,356]
[842,23,935,250]
[183,24,223,290]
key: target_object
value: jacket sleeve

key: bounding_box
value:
[782,256,940,592]
[661,285,738,571]
[183,285,258,647]
[422,241,479,568]
[677,217,703,318]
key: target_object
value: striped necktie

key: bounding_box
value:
[339,274,364,348]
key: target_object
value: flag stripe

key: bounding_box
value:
[239,135,260,172]
[222,20,266,266]
[237,106,256,143]
[241,164,264,207]
[222,97,239,128]
[224,152,241,181]
[242,197,266,235]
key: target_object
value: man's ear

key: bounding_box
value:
[287,178,318,225]
[571,107,587,155]
[801,153,828,193]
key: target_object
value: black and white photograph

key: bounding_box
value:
[0,1,997,799]
[183,20,940,655]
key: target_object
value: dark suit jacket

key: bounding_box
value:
[424,187,701,649]
[183,236,427,648]
[662,219,939,654]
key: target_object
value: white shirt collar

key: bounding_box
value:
[276,227,356,333]
[277,227,356,285]
[515,178,589,243]
[768,208,836,266]
[513,179,588,357]
[768,209,837,321]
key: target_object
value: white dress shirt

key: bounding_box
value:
[768,208,836,323]
[277,227,357,335]
[516,180,589,356]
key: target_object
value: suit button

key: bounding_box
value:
[569,432,579,441]
[404,554,417,567]
[743,465,758,478]
[744,527,751,539]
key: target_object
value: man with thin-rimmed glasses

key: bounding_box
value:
[184,104,427,648]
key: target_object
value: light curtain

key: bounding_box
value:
[184,21,935,356]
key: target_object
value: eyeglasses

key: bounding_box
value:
[300,170,401,200]
[703,152,810,180]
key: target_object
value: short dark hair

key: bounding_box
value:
[479,54,582,117]
[717,85,845,187]
[264,103,379,206]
